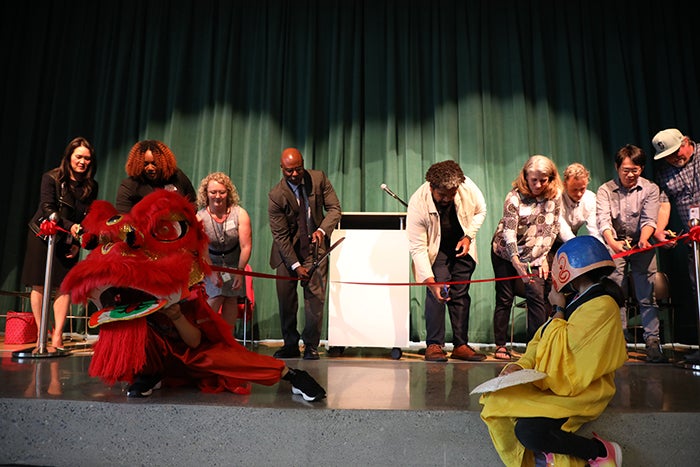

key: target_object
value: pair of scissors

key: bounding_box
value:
[301,236,346,287]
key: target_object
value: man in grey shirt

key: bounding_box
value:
[596,144,665,363]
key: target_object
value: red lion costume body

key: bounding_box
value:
[61,190,285,394]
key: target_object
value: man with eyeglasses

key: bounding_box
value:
[268,147,342,360]
[596,144,666,362]
[652,128,700,362]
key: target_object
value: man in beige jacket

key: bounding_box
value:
[406,160,487,362]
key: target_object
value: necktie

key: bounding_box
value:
[297,186,310,258]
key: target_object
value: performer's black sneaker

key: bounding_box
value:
[284,368,326,402]
[126,374,162,398]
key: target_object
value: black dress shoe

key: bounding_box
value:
[274,345,301,359]
[327,346,345,357]
[303,346,320,360]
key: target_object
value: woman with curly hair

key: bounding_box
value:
[115,140,195,213]
[490,155,562,361]
[196,172,252,328]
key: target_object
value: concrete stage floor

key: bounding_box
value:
[2,337,700,466]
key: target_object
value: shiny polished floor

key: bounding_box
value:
[2,335,700,413]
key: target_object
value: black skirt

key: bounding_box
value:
[21,229,78,288]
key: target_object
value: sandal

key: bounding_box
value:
[494,346,513,361]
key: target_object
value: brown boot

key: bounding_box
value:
[424,344,448,362]
[451,344,486,361]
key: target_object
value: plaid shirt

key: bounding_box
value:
[656,141,700,228]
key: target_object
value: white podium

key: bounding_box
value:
[328,213,409,358]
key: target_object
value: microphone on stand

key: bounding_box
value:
[380,183,408,208]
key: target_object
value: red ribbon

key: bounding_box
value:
[215,227,700,286]
[335,274,536,287]
[612,225,700,259]
[210,265,299,282]
[38,218,70,237]
[689,225,700,243]
[210,264,534,286]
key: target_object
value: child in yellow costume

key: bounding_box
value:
[480,236,627,466]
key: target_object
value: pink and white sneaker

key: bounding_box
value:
[588,432,623,466]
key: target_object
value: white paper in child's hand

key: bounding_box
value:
[470,369,547,395]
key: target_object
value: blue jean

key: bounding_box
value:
[608,248,660,342]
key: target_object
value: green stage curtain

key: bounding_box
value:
[1,0,698,344]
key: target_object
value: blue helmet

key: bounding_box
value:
[552,236,614,293]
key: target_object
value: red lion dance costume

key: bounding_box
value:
[62,190,323,399]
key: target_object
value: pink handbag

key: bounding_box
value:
[4,311,37,344]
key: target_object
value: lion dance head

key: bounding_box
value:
[61,190,212,384]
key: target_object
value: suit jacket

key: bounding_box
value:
[268,169,342,269]
[29,168,98,244]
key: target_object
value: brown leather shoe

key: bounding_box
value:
[451,344,486,361]
[424,344,448,362]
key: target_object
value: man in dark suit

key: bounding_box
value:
[268,147,342,360]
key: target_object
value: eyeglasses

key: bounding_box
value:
[282,165,304,175]
[620,167,641,175]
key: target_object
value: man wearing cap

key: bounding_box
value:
[652,128,700,242]
[652,128,700,361]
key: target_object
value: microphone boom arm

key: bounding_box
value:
[380,183,408,208]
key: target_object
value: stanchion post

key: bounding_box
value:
[677,205,700,370]
[35,224,56,355]
[691,209,700,349]
[13,213,69,359]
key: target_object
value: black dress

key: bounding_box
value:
[21,169,98,288]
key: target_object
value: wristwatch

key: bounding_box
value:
[552,305,566,316]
